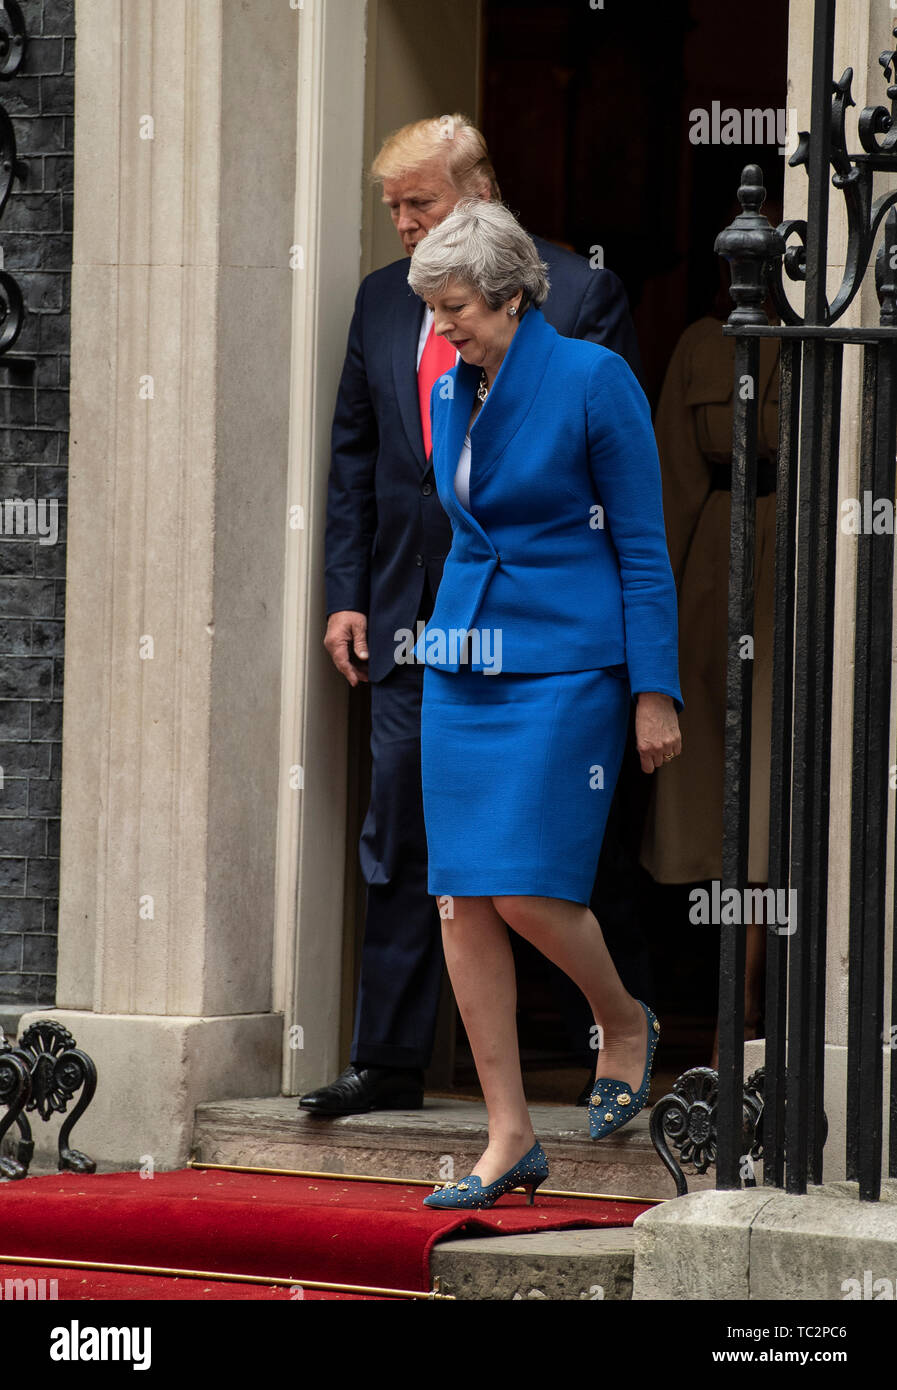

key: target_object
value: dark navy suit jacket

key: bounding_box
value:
[412,304,683,711]
[325,237,643,682]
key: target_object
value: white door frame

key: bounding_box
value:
[273,0,368,1094]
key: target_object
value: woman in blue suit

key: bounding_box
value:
[404,200,683,1209]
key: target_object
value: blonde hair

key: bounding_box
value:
[371,114,501,200]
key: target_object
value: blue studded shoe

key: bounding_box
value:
[422,1141,549,1209]
[588,1000,660,1141]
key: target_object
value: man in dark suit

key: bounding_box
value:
[300,114,649,1115]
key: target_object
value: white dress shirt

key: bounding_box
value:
[455,432,472,511]
[416,305,434,370]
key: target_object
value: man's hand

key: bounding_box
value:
[635,691,682,773]
[325,610,369,686]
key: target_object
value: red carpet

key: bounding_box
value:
[0,1168,653,1299]
[0,1265,387,1299]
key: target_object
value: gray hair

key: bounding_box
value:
[406,199,550,312]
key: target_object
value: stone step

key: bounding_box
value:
[432,1227,636,1301]
[191,1094,714,1201]
[191,1094,715,1300]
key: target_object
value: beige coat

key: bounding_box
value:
[639,315,779,884]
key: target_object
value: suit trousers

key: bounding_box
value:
[351,658,444,1069]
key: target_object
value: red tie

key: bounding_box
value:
[418,322,457,459]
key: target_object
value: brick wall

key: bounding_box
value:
[0,0,74,1007]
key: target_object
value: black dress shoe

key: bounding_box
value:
[298,1064,424,1116]
[576,1070,594,1106]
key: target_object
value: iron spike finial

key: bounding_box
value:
[714,165,786,327]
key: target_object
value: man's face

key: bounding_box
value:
[381,159,468,256]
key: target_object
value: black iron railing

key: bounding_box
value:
[652,0,897,1202]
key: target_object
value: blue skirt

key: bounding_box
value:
[420,664,632,904]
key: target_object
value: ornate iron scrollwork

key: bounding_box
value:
[649,1067,764,1197]
[0,0,26,357]
[0,1048,32,1180]
[651,1068,723,1197]
[875,206,897,324]
[650,1066,827,1196]
[0,263,24,354]
[0,1021,97,1180]
[0,1,26,81]
[770,27,897,326]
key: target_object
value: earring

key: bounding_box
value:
[508,304,518,317]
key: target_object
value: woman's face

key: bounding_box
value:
[427,276,522,379]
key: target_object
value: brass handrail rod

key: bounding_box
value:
[0,1253,450,1301]
[187,1155,666,1205]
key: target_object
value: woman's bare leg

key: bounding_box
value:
[493,895,648,1093]
[441,895,536,1186]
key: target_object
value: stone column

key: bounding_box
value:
[17,0,307,1168]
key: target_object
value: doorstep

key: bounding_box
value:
[431,1226,637,1300]
[191,1094,714,1201]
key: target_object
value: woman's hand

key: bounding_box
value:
[635,692,682,773]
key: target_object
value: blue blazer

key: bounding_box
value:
[325,239,643,682]
[413,304,683,711]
